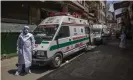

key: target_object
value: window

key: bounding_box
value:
[56,26,70,39]
[74,28,76,32]
[73,28,77,35]
[81,28,83,33]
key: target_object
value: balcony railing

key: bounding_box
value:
[70,1,89,12]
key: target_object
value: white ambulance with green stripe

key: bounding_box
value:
[32,13,90,68]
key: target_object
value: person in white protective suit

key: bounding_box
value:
[15,26,35,76]
[119,31,126,49]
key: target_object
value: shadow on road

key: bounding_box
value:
[8,66,54,76]
[31,65,54,74]
[8,69,33,76]
[8,69,16,75]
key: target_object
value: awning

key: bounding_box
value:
[116,12,127,18]
[115,7,128,18]
[1,23,37,33]
[113,1,129,10]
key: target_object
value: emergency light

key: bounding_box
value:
[50,12,71,16]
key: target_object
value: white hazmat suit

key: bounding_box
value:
[15,26,35,75]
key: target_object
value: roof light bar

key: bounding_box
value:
[50,12,71,16]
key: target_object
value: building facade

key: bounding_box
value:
[113,1,133,40]
[97,1,106,24]
[107,11,115,29]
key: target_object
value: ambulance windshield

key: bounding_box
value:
[33,25,58,41]
[92,29,101,34]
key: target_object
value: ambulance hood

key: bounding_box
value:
[34,41,51,51]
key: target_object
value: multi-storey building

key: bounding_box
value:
[86,1,106,24]
[97,1,106,24]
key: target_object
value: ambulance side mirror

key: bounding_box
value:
[55,33,63,40]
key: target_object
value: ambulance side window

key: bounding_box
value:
[74,28,77,35]
[56,26,70,39]
[74,28,76,32]
[81,28,83,33]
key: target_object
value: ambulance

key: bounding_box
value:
[32,12,91,68]
[90,24,108,44]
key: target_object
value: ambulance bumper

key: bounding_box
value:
[32,58,52,66]
[94,37,101,42]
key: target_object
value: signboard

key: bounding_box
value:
[114,1,129,10]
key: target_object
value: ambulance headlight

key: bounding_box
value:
[36,51,47,57]
[96,36,101,38]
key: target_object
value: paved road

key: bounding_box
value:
[37,39,133,80]
[2,39,133,80]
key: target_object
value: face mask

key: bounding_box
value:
[23,28,29,35]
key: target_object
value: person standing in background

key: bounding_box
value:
[119,22,126,49]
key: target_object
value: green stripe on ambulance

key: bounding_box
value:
[49,37,89,51]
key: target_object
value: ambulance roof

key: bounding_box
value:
[92,24,103,29]
[39,16,88,26]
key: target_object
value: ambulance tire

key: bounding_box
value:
[50,53,63,68]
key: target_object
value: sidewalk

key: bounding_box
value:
[1,57,18,68]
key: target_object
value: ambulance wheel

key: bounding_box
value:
[50,53,62,68]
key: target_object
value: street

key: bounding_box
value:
[1,38,133,80]
[37,38,133,80]
[1,1,133,80]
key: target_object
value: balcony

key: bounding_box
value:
[86,1,99,13]
[66,1,89,13]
